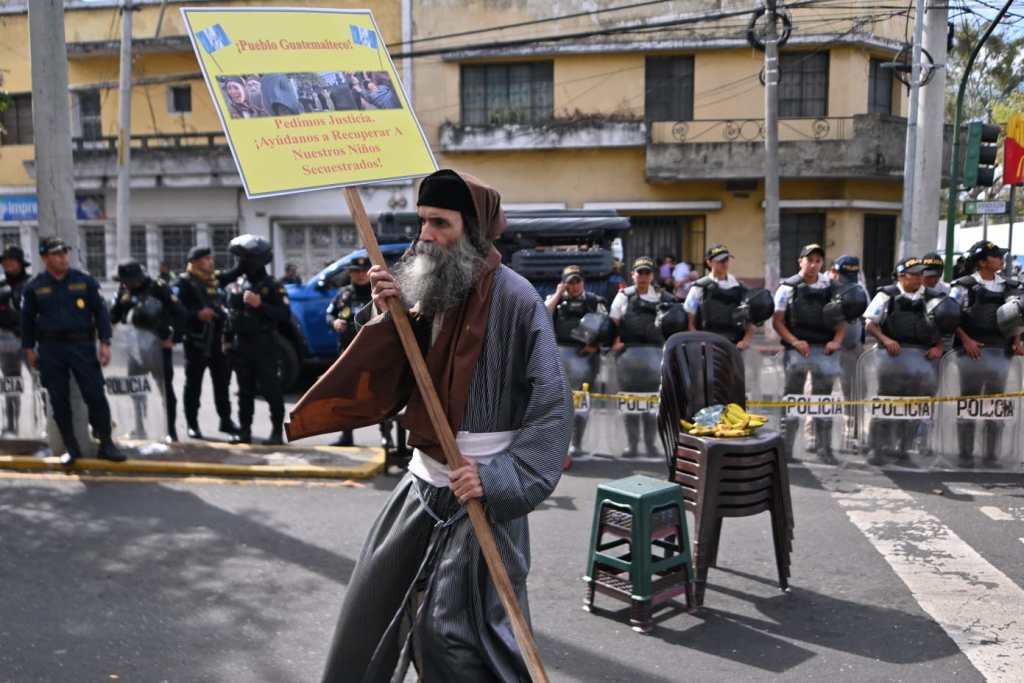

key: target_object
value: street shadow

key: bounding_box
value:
[0,479,354,682]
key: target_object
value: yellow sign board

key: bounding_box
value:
[181,7,437,198]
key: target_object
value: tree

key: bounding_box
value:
[945,20,1024,122]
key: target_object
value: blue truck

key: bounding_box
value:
[279,210,630,388]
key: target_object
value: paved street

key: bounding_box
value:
[2,452,1021,682]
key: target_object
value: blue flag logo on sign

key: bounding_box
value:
[196,24,231,53]
[350,25,379,49]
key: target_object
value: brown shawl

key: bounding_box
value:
[285,171,507,464]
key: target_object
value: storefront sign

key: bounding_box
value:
[0,195,106,222]
[182,7,437,199]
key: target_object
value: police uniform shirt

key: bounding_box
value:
[949,272,1005,305]
[931,280,951,295]
[681,273,741,315]
[863,283,924,325]
[772,272,831,311]
[20,269,112,348]
[544,291,608,313]
[610,287,663,322]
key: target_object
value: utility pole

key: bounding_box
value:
[115,0,134,264]
[763,0,781,291]
[943,0,1014,280]
[27,0,79,265]
[911,1,950,256]
[898,0,927,259]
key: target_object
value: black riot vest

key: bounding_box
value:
[782,275,836,346]
[334,283,372,351]
[955,276,1018,347]
[619,287,673,344]
[696,276,747,343]
[227,274,276,336]
[554,293,601,345]
[880,285,940,347]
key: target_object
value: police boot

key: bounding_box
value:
[783,418,800,461]
[569,415,590,461]
[814,419,838,466]
[130,396,148,440]
[262,425,284,446]
[621,415,640,458]
[187,420,204,440]
[232,427,252,444]
[97,438,126,463]
[3,396,18,436]
[218,418,239,436]
[379,421,394,450]
[334,430,354,447]
[956,422,975,468]
[58,432,84,467]
[982,423,1002,467]
[642,414,659,458]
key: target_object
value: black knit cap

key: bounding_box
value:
[188,246,212,261]
[416,169,478,222]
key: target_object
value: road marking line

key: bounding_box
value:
[824,479,1024,682]
[978,506,1024,522]
[943,483,1024,498]
[0,470,367,488]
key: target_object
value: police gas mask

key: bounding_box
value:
[822,283,868,328]
[927,295,961,336]
[734,288,775,328]
[571,312,613,346]
[997,296,1024,337]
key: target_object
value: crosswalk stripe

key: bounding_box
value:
[978,505,1024,522]
[821,477,1024,682]
[943,483,1024,498]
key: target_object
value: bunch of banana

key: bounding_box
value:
[680,404,769,438]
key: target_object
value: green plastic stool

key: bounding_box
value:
[582,474,694,632]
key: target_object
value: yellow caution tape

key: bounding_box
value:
[571,389,1024,409]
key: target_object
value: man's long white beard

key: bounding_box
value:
[393,237,484,318]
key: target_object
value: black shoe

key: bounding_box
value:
[866,450,887,467]
[187,426,204,440]
[232,431,252,444]
[97,440,126,462]
[59,451,77,467]
[219,419,239,435]
[958,454,975,469]
[262,428,284,446]
[166,429,179,444]
[334,432,354,447]
[621,448,639,459]
[817,449,839,466]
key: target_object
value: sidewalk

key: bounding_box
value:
[0,438,384,479]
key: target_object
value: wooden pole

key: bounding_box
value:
[342,187,550,683]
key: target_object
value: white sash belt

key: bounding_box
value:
[408,430,516,488]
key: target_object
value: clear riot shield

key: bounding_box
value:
[746,342,786,434]
[106,325,169,442]
[559,345,602,456]
[777,346,844,465]
[580,345,662,459]
[854,345,940,469]
[934,349,1024,471]
[0,330,38,440]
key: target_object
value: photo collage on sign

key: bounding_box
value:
[217,71,403,119]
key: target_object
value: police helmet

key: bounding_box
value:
[997,296,1024,338]
[228,234,273,265]
[737,288,775,326]
[571,311,613,346]
[116,260,147,287]
[655,303,689,340]
[130,295,164,331]
[822,283,868,327]
[926,295,961,335]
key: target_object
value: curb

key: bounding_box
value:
[0,445,386,480]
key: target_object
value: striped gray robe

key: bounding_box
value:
[322,265,572,683]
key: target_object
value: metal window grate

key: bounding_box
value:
[161,225,196,274]
[0,94,33,145]
[780,213,825,277]
[130,225,147,264]
[645,56,694,122]
[779,53,829,118]
[169,85,192,114]
[868,59,894,115]
[78,90,103,141]
[211,224,238,271]
[81,226,106,279]
[460,62,553,126]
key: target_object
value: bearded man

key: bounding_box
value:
[287,169,572,682]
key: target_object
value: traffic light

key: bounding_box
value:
[962,121,1000,188]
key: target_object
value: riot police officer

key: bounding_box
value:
[829,255,868,442]
[922,252,950,294]
[610,256,676,458]
[863,257,953,466]
[109,260,185,442]
[684,244,754,348]
[950,240,1024,467]
[224,235,290,445]
[325,256,374,447]
[545,264,608,463]
[0,245,30,435]
[20,237,124,465]
[773,244,846,464]
[174,247,239,440]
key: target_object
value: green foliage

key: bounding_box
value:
[945,20,1024,122]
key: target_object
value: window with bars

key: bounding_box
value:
[644,56,694,122]
[780,213,825,277]
[81,226,107,278]
[168,85,192,114]
[460,62,554,126]
[0,230,21,252]
[211,224,239,270]
[779,53,829,118]
[161,225,196,274]
[0,94,33,145]
[130,225,147,265]
[868,58,895,115]
[78,90,103,141]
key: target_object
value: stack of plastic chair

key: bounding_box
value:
[657,332,793,607]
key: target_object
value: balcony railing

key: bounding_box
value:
[71,132,228,153]
[648,117,856,144]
